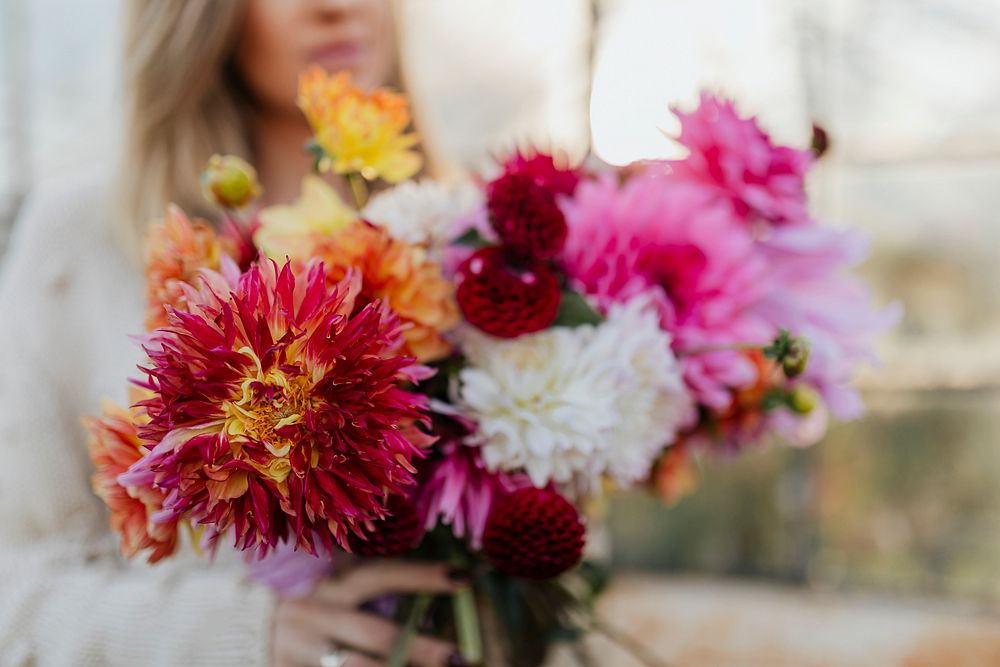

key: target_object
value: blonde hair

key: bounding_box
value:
[117,1,430,255]
[117,1,251,253]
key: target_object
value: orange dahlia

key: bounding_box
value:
[144,206,233,330]
[298,66,421,183]
[125,260,433,556]
[256,178,459,362]
[84,395,179,563]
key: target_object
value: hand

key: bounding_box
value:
[272,560,470,667]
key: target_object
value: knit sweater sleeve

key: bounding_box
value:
[0,179,276,666]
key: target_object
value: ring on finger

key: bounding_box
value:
[319,645,349,667]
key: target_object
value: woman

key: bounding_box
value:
[0,2,468,666]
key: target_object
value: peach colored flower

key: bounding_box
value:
[298,66,421,183]
[144,206,231,330]
[256,178,459,362]
[84,394,179,563]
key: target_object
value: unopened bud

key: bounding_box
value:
[790,385,820,415]
[782,337,810,378]
[811,123,831,159]
[201,155,261,209]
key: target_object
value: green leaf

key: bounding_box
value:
[553,289,604,328]
[762,328,792,360]
[304,139,327,172]
[451,228,491,249]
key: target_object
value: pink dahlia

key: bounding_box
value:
[752,225,901,421]
[122,260,433,556]
[415,414,525,549]
[561,173,773,409]
[668,93,814,227]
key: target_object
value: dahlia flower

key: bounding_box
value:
[483,487,585,580]
[298,66,421,183]
[668,93,814,226]
[486,151,580,260]
[454,295,692,490]
[416,430,525,549]
[123,260,433,556]
[256,178,459,362]
[84,396,179,563]
[561,173,773,409]
[255,175,358,262]
[144,206,232,330]
[362,179,481,258]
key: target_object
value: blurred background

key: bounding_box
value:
[2,0,998,664]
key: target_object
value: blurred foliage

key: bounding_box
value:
[609,390,1000,607]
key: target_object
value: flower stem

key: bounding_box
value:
[347,171,369,209]
[453,585,484,665]
[387,593,432,667]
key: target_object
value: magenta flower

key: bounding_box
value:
[561,173,772,409]
[123,260,432,557]
[668,93,814,227]
[415,412,525,549]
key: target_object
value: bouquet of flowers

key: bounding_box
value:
[85,67,897,666]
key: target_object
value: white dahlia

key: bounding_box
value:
[363,179,481,256]
[454,295,693,490]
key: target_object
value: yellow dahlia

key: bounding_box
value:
[255,175,358,261]
[84,394,179,563]
[298,66,422,183]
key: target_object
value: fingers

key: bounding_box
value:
[315,560,468,608]
[340,653,382,667]
[298,603,459,667]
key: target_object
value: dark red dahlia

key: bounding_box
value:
[487,171,568,259]
[456,247,561,338]
[346,494,424,558]
[502,151,581,197]
[483,487,585,580]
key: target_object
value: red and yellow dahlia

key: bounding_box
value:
[256,178,459,362]
[127,260,433,555]
[84,394,179,563]
[298,66,421,183]
[144,206,233,330]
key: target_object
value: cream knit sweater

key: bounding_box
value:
[0,172,275,666]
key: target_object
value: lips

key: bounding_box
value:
[308,40,365,70]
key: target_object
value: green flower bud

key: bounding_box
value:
[782,337,810,378]
[201,155,261,209]
[790,385,820,415]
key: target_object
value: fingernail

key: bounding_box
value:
[446,566,472,583]
[446,653,468,667]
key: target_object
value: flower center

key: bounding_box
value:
[223,354,312,482]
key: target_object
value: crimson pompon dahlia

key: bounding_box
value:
[456,246,561,338]
[124,259,433,556]
[483,487,585,580]
[486,151,579,260]
[345,494,424,557]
